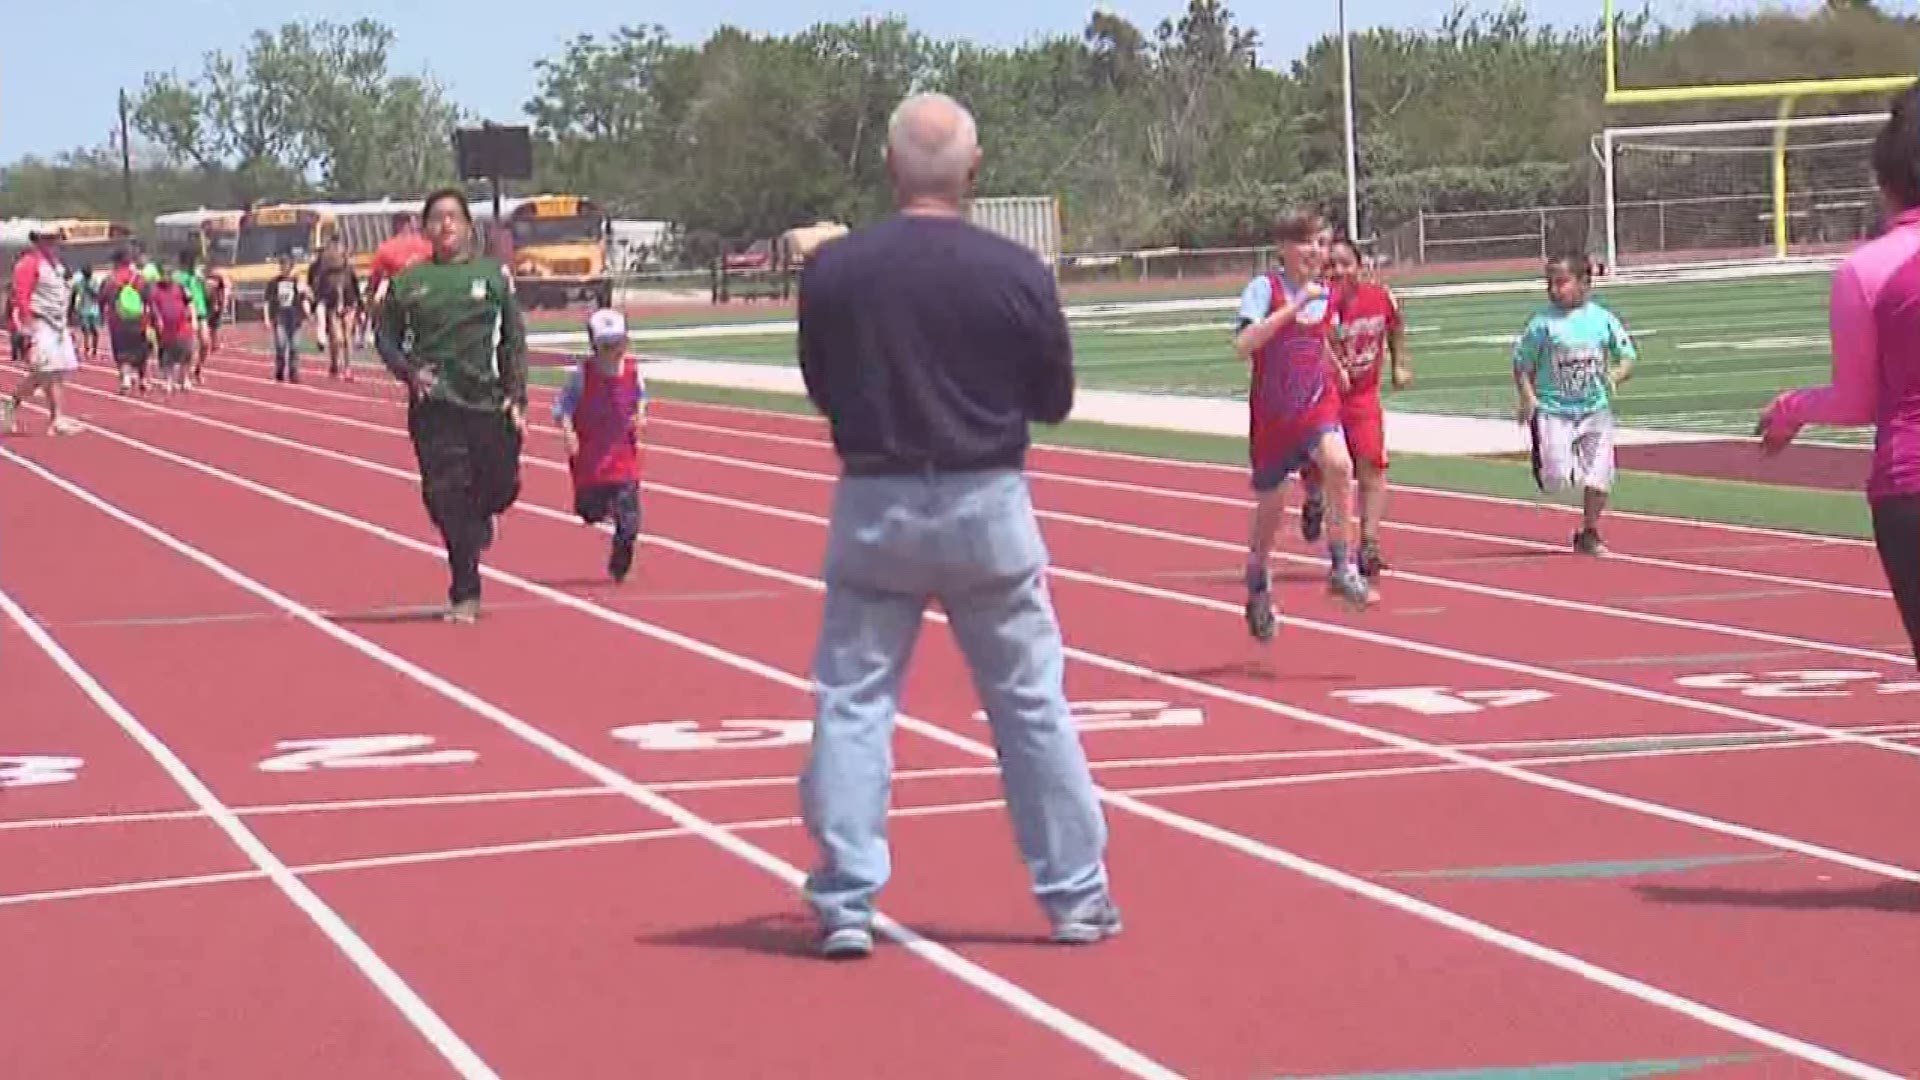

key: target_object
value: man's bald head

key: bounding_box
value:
[886,92,981,208]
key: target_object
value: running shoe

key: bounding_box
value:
[819,925,873,960]
[1359,539,1387,579]
[1051,897,1123,945]
[1300,492,1325,542]
[1573,527,1608,556]
[1245,581,1276,642]
[1327,566,1376,612]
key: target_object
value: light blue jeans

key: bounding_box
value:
[800,468,1111,932]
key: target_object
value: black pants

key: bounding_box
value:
[577,480,642,577]
[1872,494,1920,670]
[408,399,523,603]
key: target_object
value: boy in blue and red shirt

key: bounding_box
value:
[1233,209,1374,642]
[554,308,645,582]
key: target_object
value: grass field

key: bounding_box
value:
[601,269,1848,446]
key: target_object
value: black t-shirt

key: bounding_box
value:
[266,273,308,323]
[796,214,1074,476]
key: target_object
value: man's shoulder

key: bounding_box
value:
[821,214,1045,276]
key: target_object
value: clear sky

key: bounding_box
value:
[0,0,1846,165]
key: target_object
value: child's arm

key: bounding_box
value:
[1386,287,1413,390]
[551,365,585,457]
[1606,311,1637,387]
[1511,320,1542,423]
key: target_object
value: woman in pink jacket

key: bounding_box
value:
[1760,88,1920,666]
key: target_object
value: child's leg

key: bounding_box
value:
[609,482,642,581]
[1307,429,1357,570]
[1571,411,1616,554]
[1297,460,1325,542]
[1307,429,1376,609]
[1344,399,1390,574]
[1242,463,1289,641]
[1357,461,1387,546]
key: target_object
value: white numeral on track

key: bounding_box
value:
[259,735,479,773]
[611,720,813,751]
[0,755,83,788]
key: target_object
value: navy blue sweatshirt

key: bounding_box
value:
[796,213,1074,475]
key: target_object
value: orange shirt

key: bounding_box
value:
[369,232,433,292]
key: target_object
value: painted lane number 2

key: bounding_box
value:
[258,735,479,773]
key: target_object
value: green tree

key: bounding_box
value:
[132,18,463,200]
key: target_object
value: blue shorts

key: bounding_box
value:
[1250,422,1341,494]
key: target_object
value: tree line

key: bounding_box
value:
[4,1,1918,256]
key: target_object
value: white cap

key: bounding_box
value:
[587,308,628,345]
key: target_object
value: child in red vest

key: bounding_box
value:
[554,308,644,581]
[145,273,198,394]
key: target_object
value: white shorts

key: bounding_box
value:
[27,323,79,375]
[1530,409,1614,494]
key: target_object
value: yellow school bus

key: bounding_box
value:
[0,218,137,277]
[473,194,612,308]
[227,198,414,318]
[153,209,244,269]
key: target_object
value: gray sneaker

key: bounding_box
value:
[819,925,873,960]
[1327,566,1376,612]
[1051,897,1123,945]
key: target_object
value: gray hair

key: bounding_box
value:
[886,92,979,201]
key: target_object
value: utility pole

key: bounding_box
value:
[118,89,135,216]
[1339,0,1360,243]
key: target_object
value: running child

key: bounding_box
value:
[70,264,102,359]
[553,308,645,583]
[1298,237,1412,576]
[264,255,310,382]
[170,253,210,386]
[1233,209,1374,642]
[203,268,230,358]
[1511,252,1636,555]
[146,271,199,394]
[101,249,153,394]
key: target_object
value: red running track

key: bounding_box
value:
[1,347,1915,1077]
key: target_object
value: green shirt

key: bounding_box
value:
[376,256,527,413]
[172,269,209,318]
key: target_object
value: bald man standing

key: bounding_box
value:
[794,92,1117,959]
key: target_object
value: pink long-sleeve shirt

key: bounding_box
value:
[1767,205,1920,501]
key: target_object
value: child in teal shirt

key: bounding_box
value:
[1511,253,1637,555]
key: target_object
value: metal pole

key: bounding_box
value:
[1603,128,1619,271]
[1339,0,1360,242]
[118,89,135,216]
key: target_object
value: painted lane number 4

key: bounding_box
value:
[0,755,84,788]
[1330,687,1553,717]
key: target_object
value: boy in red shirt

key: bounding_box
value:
[1233,210,1374,642]
[553,308,645,582]
[1300,236,1413,577]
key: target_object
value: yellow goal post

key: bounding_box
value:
[1602,0,1915,107]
